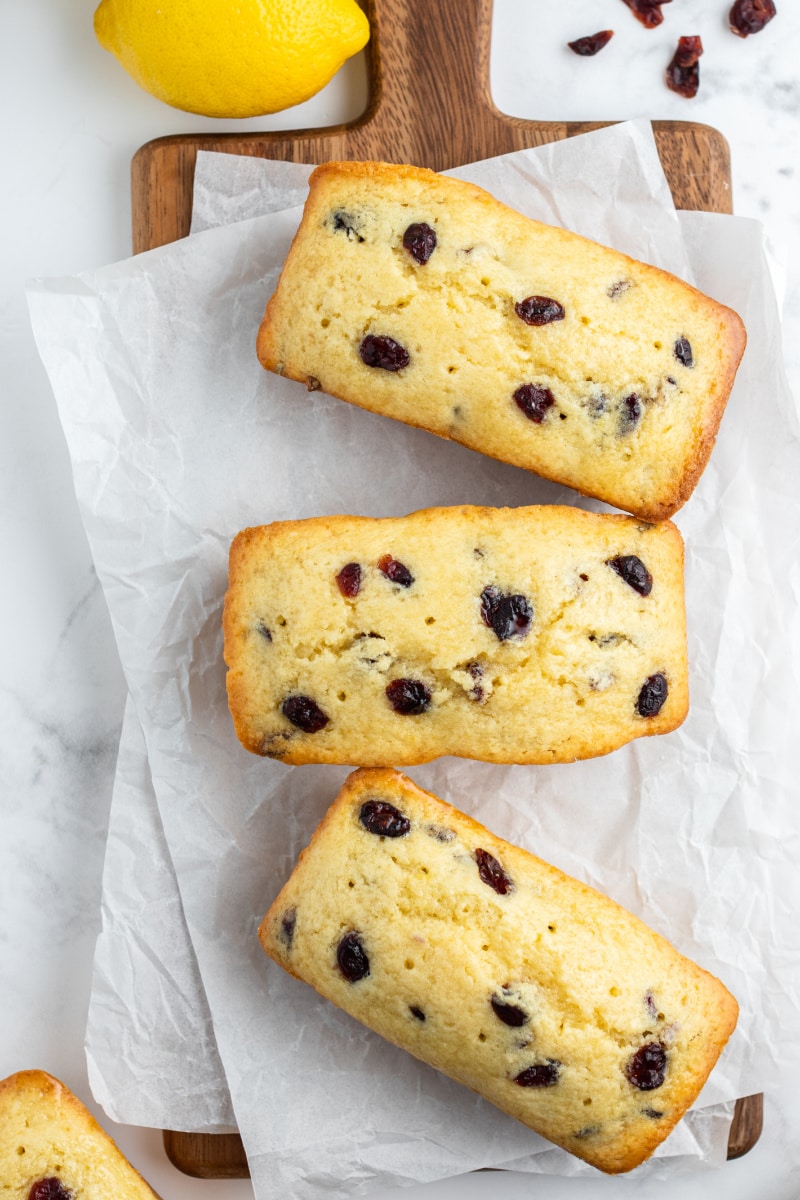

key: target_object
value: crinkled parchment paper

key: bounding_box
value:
[28,121,800,1194]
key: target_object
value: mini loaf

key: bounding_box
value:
[257,161,746,522]
[259,768,739,1175]
[223,504,688,766]
[0,1070,159,1200]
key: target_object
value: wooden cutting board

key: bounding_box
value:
[132,0,758,1177]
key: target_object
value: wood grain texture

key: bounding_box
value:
[131,0,731,253]
[141,0,753,1178]
[163,1094,763,1179]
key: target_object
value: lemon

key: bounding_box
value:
[94,0,370,118]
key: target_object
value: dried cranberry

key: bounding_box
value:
[620,393,642,434]
[491,995,529,1026]
[626,1042,667,1090]
[410,1005,426,1021]
[475,848,514,895]
[514,296,566,325]
[255,620,272,642]
[28,1185,73,1200]
[282,694,329,733]
[621,0,671,29]
[636,673,668,717]
[331,210,364,242]
[336,562,362,598]
[730,0,776,35]
[606,555,653,596]
[386,678,432,715]
[280,907,297,948]
[645,991,659,1020]
[337,931,370,982]
[666,36,703,99]
[515,1061,561,1087]
[674,336,694,367]
[377,554,414,587]
[568,29,614,55]
[403,222,437,265]
[359,798,411,837]
[360,334,410,372]
[514,383,555,424]
[480,586,533,641]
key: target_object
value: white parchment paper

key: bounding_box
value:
[28,122,800,1194]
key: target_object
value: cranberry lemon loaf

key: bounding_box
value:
[256,161,745,521]
[223,504,688,765]
[0,1070,159,1199]
[259,768,738,1174]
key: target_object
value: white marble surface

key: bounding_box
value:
[1,1,798,1198]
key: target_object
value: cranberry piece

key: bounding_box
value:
[621,0,672,29]
[337,930,370,982]
[410,1005,426,1021]
[491,995,529,1026]
[280,907,297,948]
[514,1061,561,1087]
[403,222,437,264]
[514,383,555,424]
[606,555,653,596]
[282,694,329,733]
[626,1042,667,1090]
[729,0,776,35]
[666,36,703,99]
[608,279,633,299]
[643,1106,664,1119]
[480,586,533,641]
[331,210,364,242]
[620,393,642,434]
[674,336,694,367]
[359,798,411,837]
[360,334,410,372]
[568,29,615,55]
[386,678,432,715]
[28,1184,73,1200]
[255,620,272,642]
[514,296,566,325]
[645,991,659,1020]
[475,848,514,895]
[336,562,362,598]
[377,554,414,587]
[637,673,668,717]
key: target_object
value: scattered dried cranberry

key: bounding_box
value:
[491,995,529,1026]
[730,0,776,35]
[621,0,671,29]
[28,1184,73,1200]
[666,36,703,98]
[568,29,615,55]
[514,1061,561,1087]
[282,694,329,733]
[403,222,437,264]
[377,554,414,587]
[359,798,411,837]
[514,295,566,325]
[606,555,653,596]
[674,336,694,367]
[480,586,533,641]
[514,383,555,424]
[280,907,297,948]
[636,673,668,717]
[645,991,659,1020]
[386,678,432,715]
[475,848,514,895]
[336,562,362,598]
[360,334,410,371]
[620,393,642,434]
[626,1042,667,1090]
[255,620,272,642]
[331,211,364,242]
[337,931,370,982]
[410,1005,426,1021]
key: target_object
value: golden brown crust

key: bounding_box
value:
[259,768,739,1175]
[0,1070,160,1198]
[257,161,746,522]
